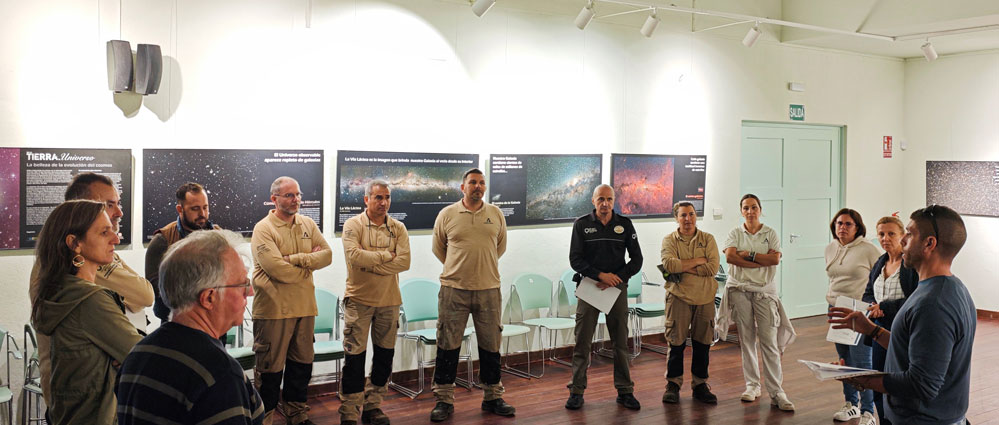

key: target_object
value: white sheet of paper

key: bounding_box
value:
[575,277,622,314]
[798,360,885,381]
[826,295,872,346]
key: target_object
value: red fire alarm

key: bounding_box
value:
[883,136,892,159]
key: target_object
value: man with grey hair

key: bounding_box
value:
[117,229,264,424]
[338,180,410,425]
[565,184,643,411]
[251,176,332,425]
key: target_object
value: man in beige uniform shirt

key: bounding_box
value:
[251,176,333,425]
[429,168,515,422]
[338,180,411,425]
[660,201,720,405]
[28,173,154,418]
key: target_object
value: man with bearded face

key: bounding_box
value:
[250,176,332,425]
[145,182,221,323]
[428,168,515,422]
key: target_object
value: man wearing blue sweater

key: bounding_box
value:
[829,205,974,425]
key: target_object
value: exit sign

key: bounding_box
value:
[789,104,804,121]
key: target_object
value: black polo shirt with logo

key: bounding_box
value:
[569,209,643,283]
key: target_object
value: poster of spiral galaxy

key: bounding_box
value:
[142,149,324,241]
[610,154,706,217]
[488,154,602,226]
[926,161,999,217]
[335,150,479,232]
[2,148,133,249]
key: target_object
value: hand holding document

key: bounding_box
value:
[799,360,884,381]
[575,277,621,314]
[826,296,871,345]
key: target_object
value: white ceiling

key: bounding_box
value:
[491,0,999,59]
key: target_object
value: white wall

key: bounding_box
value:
[903,51,999,311]
[0,0,907,395]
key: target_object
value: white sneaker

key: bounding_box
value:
[858,411,876,425]
[832,403,860,421]
[770,392,794,411]
[740,385,761,402]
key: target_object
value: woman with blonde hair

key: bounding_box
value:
[861,216,918,425]
[31,200,141,424]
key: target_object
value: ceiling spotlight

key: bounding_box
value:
[471,0,496,17]
[575,2,595,30]
[742,24,761,47]
[921,41,938,61]
[640,12,660,38]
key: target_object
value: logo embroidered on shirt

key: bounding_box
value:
[302,231,309,238]
[614,225,625,234]
[485,218,493,224]
[584,227,597,234]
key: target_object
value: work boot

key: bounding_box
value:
[361,408,390,425]
[692,383,718,404]
[481,398,516,416]
[662,382,680,404]
[616,393,641,410]
[565,393,584,410]
[429,402,453,422]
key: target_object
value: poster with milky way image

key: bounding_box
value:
[8,148,133,249]
[0,148,20,249]
[926,161,999,217]
[143,149,324,241]
[336,150,478,232]
[489,154,602,226]
[611,154,706,218]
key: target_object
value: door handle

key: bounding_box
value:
[789,233,800,244]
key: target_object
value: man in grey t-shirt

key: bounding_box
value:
[830,205,974,425]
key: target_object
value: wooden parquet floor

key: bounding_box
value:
[302,315,999,424]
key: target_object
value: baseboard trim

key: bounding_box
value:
[978,309,999,320]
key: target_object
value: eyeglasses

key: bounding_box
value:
[213,281,251,293]
[279,193,303,200]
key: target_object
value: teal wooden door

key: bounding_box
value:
[740,122,842,318]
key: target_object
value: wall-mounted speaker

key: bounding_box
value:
[135,44,162,95]
[106,40,133,92]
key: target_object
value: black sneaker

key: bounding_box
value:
[294,421,317,425]
[565,394,584,410]
[361,408,390,425]
[692,383,718,404]
[430,402,453,422]
[341,421,357,425]
[662,382,680,404]
[616,393,641,410]
[481,398,516,416]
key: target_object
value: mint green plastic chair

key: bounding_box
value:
[312,288,345,386]
[511,273,575,376]
[389,279,474,399]
[21,324,43,425]
[225,306,255,371]
[627,272,668,355]
[1,326,23,425]
[592,272,647,359]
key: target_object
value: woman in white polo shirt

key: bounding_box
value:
[716,194,795,410]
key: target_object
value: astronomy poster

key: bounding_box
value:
[143,149,324,240]
[610,154,706,218]
[4,148,133,249]
[926,160,999,217]
[336,150,479,232]
[489,154,602,226]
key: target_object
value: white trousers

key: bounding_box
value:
[729,290,785,396]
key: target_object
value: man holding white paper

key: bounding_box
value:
[829,205,975,425]
[660,201,720,404]
[565,184,643,411]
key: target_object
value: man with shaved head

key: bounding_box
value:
[565,184,643,411]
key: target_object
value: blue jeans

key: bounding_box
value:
[835,341,874,413]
